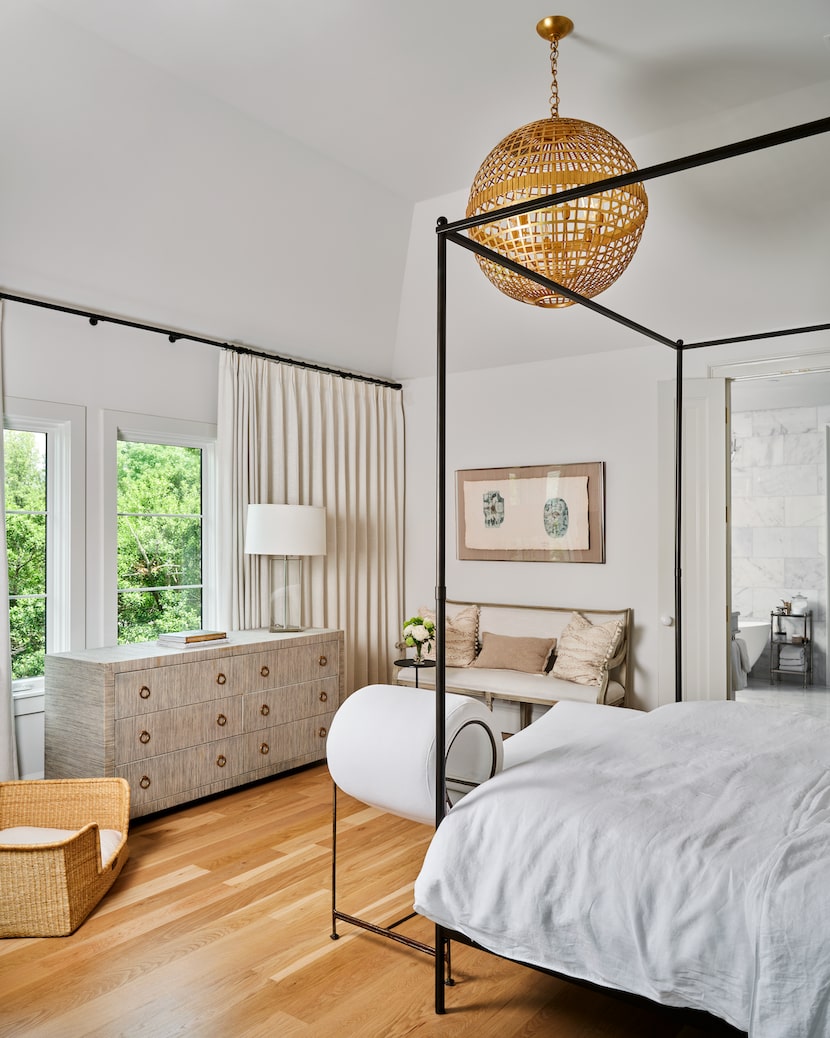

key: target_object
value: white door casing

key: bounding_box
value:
[658,378,729,704]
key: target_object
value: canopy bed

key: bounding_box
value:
[419,93,830,1037]
[321,18,830,1033]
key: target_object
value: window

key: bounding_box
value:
[103,412,217,646]
[3,399,86,691]
[4,430,47,680]
[116,440,205,642]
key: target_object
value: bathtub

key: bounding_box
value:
[736,619,769,670]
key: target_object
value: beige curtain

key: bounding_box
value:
[0,302,18,780]
[217,352,405,695]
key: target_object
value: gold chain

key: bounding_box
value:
[548,37,560,118]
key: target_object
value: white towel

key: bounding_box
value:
[779,645,805,662]
[731,639,748,690]
[736,637,751,673]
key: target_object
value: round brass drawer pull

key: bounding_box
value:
[139,685,151,700]
[139,776,151,789]
[259,742,270,755]
[260,703,270,717]
[260,665,270,678]
[318,726,327,739]
[139,730,151,745]
[216,672,227,685]
[216,713,227,727]
[319,690,328,702]
[318,655,328,667]
[216,754,227,768]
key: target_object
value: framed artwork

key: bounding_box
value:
[456,462,605,563]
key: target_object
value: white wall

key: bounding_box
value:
[402,338,830,712]
[402,346,675,712]
[396,80,830,711]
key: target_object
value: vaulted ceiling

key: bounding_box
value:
[34,0,830,204]
[3,1,829,380]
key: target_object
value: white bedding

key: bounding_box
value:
[413,701,830,1036]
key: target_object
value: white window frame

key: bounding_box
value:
[101,410,217,646]
[4,397,86,696]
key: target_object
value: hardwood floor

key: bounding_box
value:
[0,765,742,1037]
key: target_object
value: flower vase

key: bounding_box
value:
[414,644,423,663]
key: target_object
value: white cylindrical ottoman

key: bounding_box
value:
[326,684,503,824]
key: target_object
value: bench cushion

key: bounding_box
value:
[0,826,123,867]
[397,665,625,707]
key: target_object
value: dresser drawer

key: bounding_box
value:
[115,659,239,717]
[245,713,334,766]
[235,640,339,693]
[46,628,344,817]
[243,676,338,732]
[117,735,247,808]
[115,697,243,762]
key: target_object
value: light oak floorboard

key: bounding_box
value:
[0,764,741,1037]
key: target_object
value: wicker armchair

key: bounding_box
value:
[0,777,130,937]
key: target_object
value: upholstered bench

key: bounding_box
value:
[395,601,632,729]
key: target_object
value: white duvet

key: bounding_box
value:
[413,701,830,1036]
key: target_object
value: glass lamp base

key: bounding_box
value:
[269,555,305,632]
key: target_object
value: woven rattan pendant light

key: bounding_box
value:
[467,16,648,308]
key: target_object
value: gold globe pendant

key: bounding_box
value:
[467,17,648,308]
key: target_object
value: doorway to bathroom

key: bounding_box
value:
[729,368,830,721]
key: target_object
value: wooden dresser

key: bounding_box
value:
[44,628,345,817]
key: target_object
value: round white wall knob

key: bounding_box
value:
[660,615,674,627]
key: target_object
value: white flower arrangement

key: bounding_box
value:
[402,614,436,661]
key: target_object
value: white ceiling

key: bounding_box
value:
[34,0,830,204]
[6,1,829,381]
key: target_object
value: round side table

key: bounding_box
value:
[393,658,436,689]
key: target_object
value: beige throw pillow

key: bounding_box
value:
[471,632,556,674]
[551,612,625,686]
[420,605,479,667]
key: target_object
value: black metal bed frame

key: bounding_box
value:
[431,114,830,1022]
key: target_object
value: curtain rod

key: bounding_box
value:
[0,289,403,391]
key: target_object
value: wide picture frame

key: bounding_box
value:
[456,462,605,563]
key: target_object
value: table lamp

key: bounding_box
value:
[244,504,327,632]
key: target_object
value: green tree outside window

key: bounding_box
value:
[4,430,47,680]
[117,441,204,643]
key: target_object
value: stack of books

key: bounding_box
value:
[158,629,228,647]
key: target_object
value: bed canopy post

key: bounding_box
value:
[434,216,449,1014]
[674,343,684,703]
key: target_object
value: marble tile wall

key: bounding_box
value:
[731,404,828,685]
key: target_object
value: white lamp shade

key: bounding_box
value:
[245,504,327,557]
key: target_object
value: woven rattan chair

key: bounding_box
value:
[0,777,130,937]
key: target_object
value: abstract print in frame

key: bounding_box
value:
[456,462,605,563]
